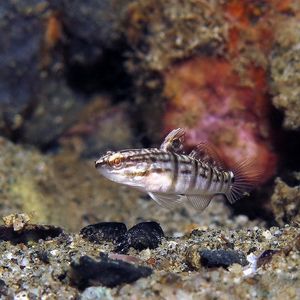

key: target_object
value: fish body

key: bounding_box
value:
[95,129,259,212]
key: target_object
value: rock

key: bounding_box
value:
[0,224,63,245]
[80,222,127,243]
[20,77,85,147]
[2,213,31,231]
[0,1,86,147]
[199,250,248,268]
[124,0,225,71]
[0,1,47,136]
[271,177,300,226]
[270,17,300,130]
[34,251,50,264]
[0,280,8,297]
[80,287,113,300]
[0,0,132,149]
[115,222,165,254]
[70,255,152,289]
[61,0,132,102]
[60,98,134,158]
[61,0,128,66]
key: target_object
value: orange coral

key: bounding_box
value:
[163,57,277,183]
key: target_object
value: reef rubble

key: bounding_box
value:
[0,215,299,299]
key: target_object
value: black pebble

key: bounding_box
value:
[70,254,152,289]
[200,249,248,268]
[0,225,63,245]
[0,279,8,296]
[35,251,50,264]
[80,222,127,243]
[115,221,165,254]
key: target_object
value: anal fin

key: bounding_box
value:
[187,194,213,212]
[148,192,186,209]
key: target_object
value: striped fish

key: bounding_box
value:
[95,128,260,212]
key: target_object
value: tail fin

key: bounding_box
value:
[225,160,262,204]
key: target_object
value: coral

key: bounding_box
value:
[163,57,277,182]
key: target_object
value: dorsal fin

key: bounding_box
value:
[189,142,226,170]
[160,128,185,153]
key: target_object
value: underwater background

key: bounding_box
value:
[0,1,299,299]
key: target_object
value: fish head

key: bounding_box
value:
[95,150,151,189]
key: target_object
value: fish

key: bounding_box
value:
[95,128,261,212]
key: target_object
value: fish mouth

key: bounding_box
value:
[95,159,102,168]
[95,157,107,169]
[95,151,114,168]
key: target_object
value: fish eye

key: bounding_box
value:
[108,153,124,169]
[113,157,122,167]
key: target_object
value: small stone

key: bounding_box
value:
[199,250,248,268]
[228,263,243,274]
[274,230,282,237]
[50,250,59,256]
[295,234,300,251]
[256,250,280,268]
[186,245,201,270]
[0,279,8,296]
[139,249,151,261]
[15,291,29,300]
[262,230,273,240]
[243,253,258,276]
[173,231,184,238]
[35,251,50,264]
[70,254,152,289]
[235,215,249,226]
[80,222,127,243]
[115,222,164,254]
[167,241,178,251]
[80,287,113,300]
[2,213,30,231]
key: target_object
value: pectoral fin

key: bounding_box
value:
[148,192,186,209]
[187,194,214,212]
